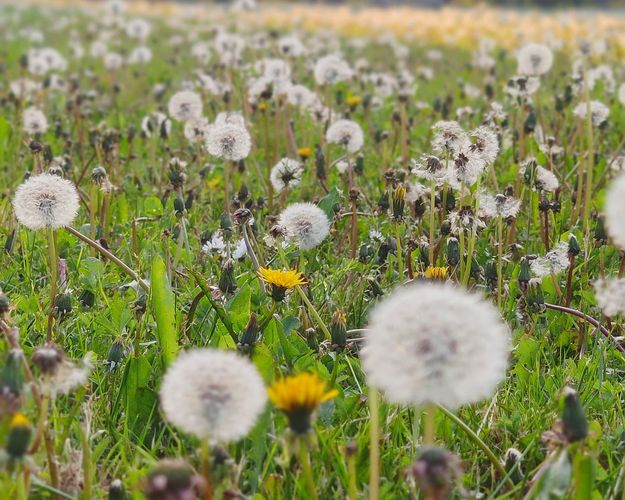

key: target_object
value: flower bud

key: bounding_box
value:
[219,259,238,294]
[406,446,462,500]
[330,309,347,349]
[143,459,205,500]
[562,387,588,443]
[6,412,32,460]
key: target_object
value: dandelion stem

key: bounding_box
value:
[395,223,403,279]
[46,227,58,343]
[65,226,149,292]
[200,441,213,500]
[347,450,358,500]
[437,405,514,488]
[422,404,436,445]
[428,184,436,265]
[298,438,319,500]
[368,388,380,500]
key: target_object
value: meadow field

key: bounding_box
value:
[3,0,625,498]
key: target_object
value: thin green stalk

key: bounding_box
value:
[369,388,380,500]
[395,222,403,279]
[437,405,514,488]
[582,68,595,237]
[428,183,436,265]
[347,450,358,500]
[422,404,436,445]
[298,438,318,500]
[46,227,58,342]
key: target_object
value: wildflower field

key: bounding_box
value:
[4,0,625,498]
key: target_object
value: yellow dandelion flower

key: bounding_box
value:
[423,266,449,281]
[268,372,338,434]
[297,146,313,159]
[258,101,268,112]
[10,412,30,428]
[346,95,362,107]
[258,267,307,302]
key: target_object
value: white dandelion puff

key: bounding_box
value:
[314,54,352,86]
[167,90,203,122]
[361,283,510,409]
[572,100,609,127]
[517,43,553,76]
[184,117,210,143]
[479,193,521,219]
[205,123,251,162]
[159,349,266,443]
[605,172,625,250]
[278,202,330,250]
[594,278,625,317]
[22,107,48,135]
[13,174,80,230]
[530,242,570,277]
[326,119,364,154]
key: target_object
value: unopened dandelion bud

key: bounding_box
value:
[392,185,406,221]
[562,387,588,443]
[526,279,545,312]
[359,242,374,263]
[377,191,390,212]
[594,216,607,246]
[485,260,498,289]
[108,478,126,500]
[233,208,252,225]
[54,292,72,316]
[0,292,10,315]
[300,327,317,352]
[6,412,32,460]
[220,212,234,237]
[91,165,107,184]
[568,234,580,257]
[1,349,24,403]
[366,276,384,297]
[131,294,147,316]
[504,448,523,484]
[238,313,259,354]
[330,309,347,349]
[446,237,460,267]
[518,257,532,292]
[315,146,327,181]
[406,446,462,500]
[173,197,185,216]
[143,459,205,500]
[107,338,126,371]
[219,259,238,294]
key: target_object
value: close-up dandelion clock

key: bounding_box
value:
[206,122,252,161]
[326,119,364,154]
[278,202,330,250]
[159,349,266,443]
[167,90,203,122]
[362,283,510,408]
[13,174,80,230]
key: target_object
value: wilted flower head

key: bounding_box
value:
[469,126,499,165]
[479,192,521,219]
[572,100,609,127]
[167,90,203,122]
[447,207,485,235]
[504,75,540,98]
[314,54,352,86]
[326,119,364,153]
[411,155,447,185]
[520,159,559,192]
[431,121,467,155]
[449,144,486,187]
[517,43,553,76]
[362,283,510,409]
[205,123,251,161]
[594,278,625,317]
[278,202,330,250]
[22,107,48,135]
[270,158,303,193]
[141,112,171,139]
[605,172,625,250]
[159,348,266,443]
[183,117,210,143]
[530,242,570,277]
[13,174,80,230]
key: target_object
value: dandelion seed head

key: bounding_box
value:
[22,107,48,135]
[13,174,80,230]
[205,123,251,161]
[270,158,303,193]
[326,119,364,153]
[314,54,352,86]
[362,283,510,409]
[517,43,553,76]
[184,117,210,143]
[572,100,609,127]
[431,121,467,155]
[605,172,625,250]
[167,90,203,122]
[530,242,570,277]
[278,202,330,250]
[594,278,625,317]
[160,349,266,443]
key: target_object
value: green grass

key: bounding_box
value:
[0,3,625,499]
